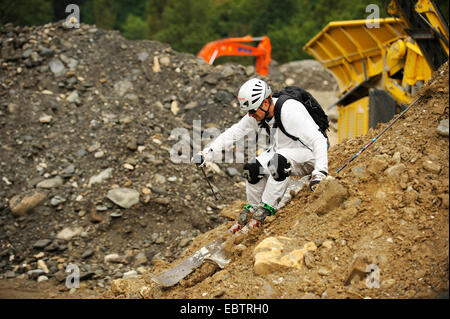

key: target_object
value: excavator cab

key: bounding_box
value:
[197,35,272,76]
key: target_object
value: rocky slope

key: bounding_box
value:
[0,21,338,298]
[104,62,449,300]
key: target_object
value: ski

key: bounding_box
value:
[150,238,227,287]
[150,226,250,287]
[150,177,308,287]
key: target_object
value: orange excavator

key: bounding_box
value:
[197,35,272,76]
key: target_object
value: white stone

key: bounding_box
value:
[170,100,179,115]
[285,78,295,86]
[36,176,63,189]
[66,90,79,103]
[37,260,49,273]
[375,190,386,200]
[107,188,140,208]
[152,138,162,145]
[39,114,52,123]
[123,270,138,279]
[152,57,161,73]
[94,151,104,158]
[123,163,134,170]
[153,174,166,184]
[88,168,113,187]
[138,52,148,62]
[49,58,66,77]
[160,56,170,66]
[322,240,333,249]
[114,80,133,97]
[37,275,49,282]
[56,226,83,241]
[104,253,122,263]
[437,119,449,136]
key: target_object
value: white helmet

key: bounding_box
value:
[238,78,272,111]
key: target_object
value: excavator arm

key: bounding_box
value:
[197,35,271,76]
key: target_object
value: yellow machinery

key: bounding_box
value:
[303,0,449,142]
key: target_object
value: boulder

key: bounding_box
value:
[88,168,113,187]
[114,80,133,97]
[33,239,52,249]
[308,176,348,216]
[9,190,47,216]
[367,155,389,175]
[385,163,406,179]
[437,119,449,137]
[105,253,123,263]
[422,160,441,174]
[49,58,66,77]
[107,188,140,208]
[56,226,83,241]
[253,237,317,275]
[36,176,63,189]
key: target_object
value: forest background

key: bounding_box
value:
[1,0,449,64]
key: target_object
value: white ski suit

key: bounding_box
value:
[202,97,328,209]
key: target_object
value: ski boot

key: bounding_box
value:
[247,203,276,229]
[229,204,254,233]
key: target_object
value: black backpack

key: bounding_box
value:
[272,86,329,140]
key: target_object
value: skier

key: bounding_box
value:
[192,78,328,232]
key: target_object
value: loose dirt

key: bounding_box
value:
[104,62,449,300]
[0,21,338,298]
[0,21,447,299]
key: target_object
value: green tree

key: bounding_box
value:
[0,0,52,26]
[146,0,167,36]
[243,0,299,36]
[122,14,149,40]
[3,0,448,66]
[79,0,96,25]
[93,0,116,29]
[153,0,219,53]
[115,0,147,29]
[209,0,249,37]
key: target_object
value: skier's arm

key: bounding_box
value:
[202,115,257,162]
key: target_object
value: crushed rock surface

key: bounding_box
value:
[104,62,449,300]
[0,21,338,298]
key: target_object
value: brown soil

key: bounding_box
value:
[0,21,338,298]
[0,20,447,300]
[104,62,449,300]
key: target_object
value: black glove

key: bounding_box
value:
[309,171,327,191]
[192,152,206,167]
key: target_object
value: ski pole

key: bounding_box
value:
[200,166,219,200]
[336,96,421,174]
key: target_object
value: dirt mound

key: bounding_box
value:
[277,60,338,92]
[104,62,448,299]
[0,21,337,298]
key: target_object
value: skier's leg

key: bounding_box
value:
[229,150,272,233]
[243,159,268,206]
[261,149,315,209]
[242,148,275,205]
